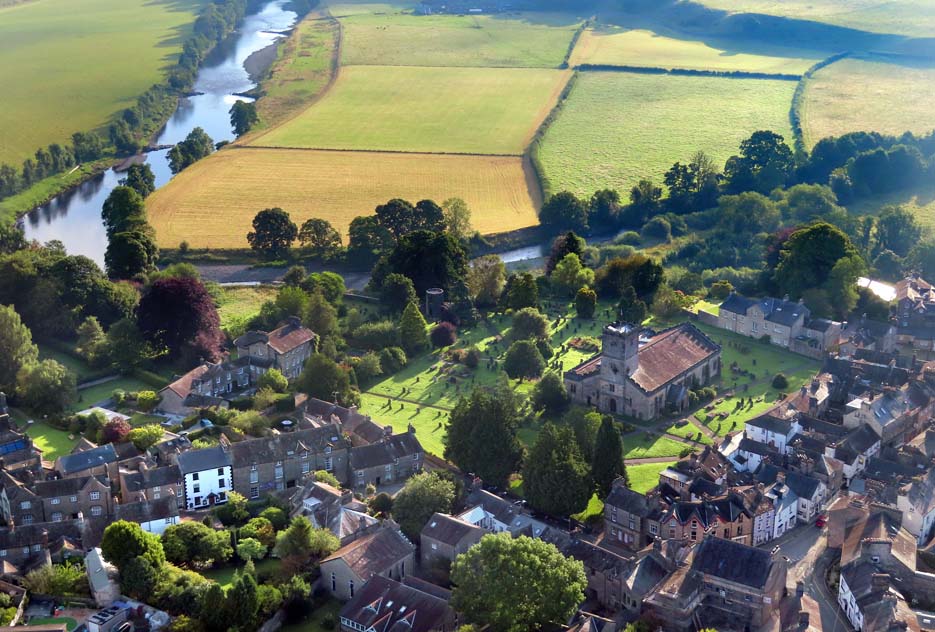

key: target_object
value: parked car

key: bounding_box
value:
[815,515,827,528]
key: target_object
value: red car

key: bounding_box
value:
[815,515,827,528]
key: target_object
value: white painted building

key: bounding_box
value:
[765,483,799,540]
[744,415,801,454]
[838,571,863,630]
[176,446,232,510]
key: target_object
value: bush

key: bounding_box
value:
[642,216,672,241]
[772,373,789,389]
[615,231,641,246]
[258,369,289,393]
[379,347,407,374]
[464,347,481,369]
[352,320,399,350]
[708,279,734,300]
[321,614,336,630]
[535,338,554,360]
[137,390,159,412]
[431,322,458,348]
[503,340,545,380]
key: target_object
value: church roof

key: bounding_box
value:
[629,323,720,393]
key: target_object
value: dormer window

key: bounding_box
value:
[324,446,331,455]
[303,450,310,459]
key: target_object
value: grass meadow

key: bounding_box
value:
[0,0,204,165]
[214,285,278,331]
[537,71,795,197]
[147,147,540,247]
[694,0,935,38]
[627,461,674,494]
[801,58,935,148]
[252,12,338,131]
[570,27,817,74]
[338,10,581,68]
[251,65,570,155]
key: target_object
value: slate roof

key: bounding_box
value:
[122,465,181,493]
[691,535,775,589]
[719,294,758,315]
[321,526,414,581]
[840,425,880,454]
[266,320,317,354]
[304,399,386,444]
[746,415,792,435]
[806,318,836,333]
[762,298,808,326]
[33,475,108,498]
[162,365,210,399]
[604,484,660,519]
[563,539,630,576]
[629,323,720,394]
[0,521,82,550]
[350,433,423,470]
[56,445,118,475]
[339,575,452,632]
[420,513,484,547]
[176,446,231,475]
[737,438,776,457]
[115,496,178,523]
[756,464,821,500]
[229,425,345,468]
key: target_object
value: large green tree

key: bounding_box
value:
[298,218,342,259]
[445,385,523,487]
[399,302,429,356]
[875,205,922,258]
[168,127,214,173]
[376,230,468,296]
[531,372,569,415]
[450,533,587,632]
[101,520,166,572]
[247,208,298,258]
[503,340,545,380]
[106,229,159,279]
[229,101,259,137]
[0,304,38,395]
[16,359,76,416]
[391,472,456,539]
[724,130,795,195]
[539,191,588,234]
[773,222,863,301]
[502,273,539,310]
[273,516,339,574]
[467,255,506,308]
[296,353,356,405]
[380,273,417,314]
[101,186,146,237]
[162,522,232,566]
[121,164,156,198]
[523,424,590,516]
[594,255,664,300]
[592,415,626,496]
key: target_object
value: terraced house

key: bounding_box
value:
[225,424,349,499]
[565,322,721,420]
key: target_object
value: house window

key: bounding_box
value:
[331,573,336,592]
[91,506,102,517]
[21,547,28,555]
[0,550,6,557]
[250,486,259,499]
[193,484,201,494]
[431,543,438,550]
[70,495,77,502]
[302,462,310,474]
[275,465,284,480]
[628,518,636,530]
[153,489,161,499]
[690,530,697,541]
[650,524,658,535]
[193,473,199,481]
[166,517,174,524]
[324,457,333,472]
[19,501,30,510]
[218,492,226,502]
[349,580,354,598]
[219,479,226,488]
[250,470,258,484]
[322,447,329,456]
[737,526,743,536]
[52,512,62,522]
[22,515,33,524]
[50,498,60,505]
[32,544,41,552]
[217,468,224,476]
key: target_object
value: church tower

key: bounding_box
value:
[600,322,641,385]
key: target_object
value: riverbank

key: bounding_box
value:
[1,159,111,225]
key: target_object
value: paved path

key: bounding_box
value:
[623,456,679,465]
[76,374,119,390]
[194,263,370,290]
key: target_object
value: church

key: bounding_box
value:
[563,322,722,421]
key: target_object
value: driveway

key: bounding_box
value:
[195,263,370,290]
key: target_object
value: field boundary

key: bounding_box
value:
[236,145,523,158]
[526,70,580,199]
[561,18,591,69]
[573,63,802,81]
[789,51,851,153]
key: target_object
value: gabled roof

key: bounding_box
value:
[746,414,792,435]
[691,535,775,589]
[321,526,414,581]
[350,433,423,471]
[0,520,82,550]
[176,446,230,475]
[338,575,452,632]
[122,465,181,492]
[161,365,210,399]
[719,294,758,315]
[229,425,344,468]
[604,483,660,519]
[737,437,776,457]
[56,444,118,475]
[628,323,720,394]
[756,464,821,500]
[115,496,178,524]
[420,513,484,547]
[266,320,316,354]
[761,297,808,326]
[33,475,109,498]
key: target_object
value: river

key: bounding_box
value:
[19,0,298,266]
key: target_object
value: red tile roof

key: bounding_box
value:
[267,321,316,354]
[629,324,719,393]
[162,364,210,398]
[321,526,414,580]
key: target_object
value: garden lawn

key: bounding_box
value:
[622,432,691,459]
[214,285,278,332]
[339,9,581,68]
[801,58,935,148]
[199,557,281,590]
[359,392,449,457]
[22,421,77,461]
[73,376,153,411]
[570,27,816,74]
[0,0,205,165]
[572,492,604,522]
[537,71,795,197]
[251,65,571,155]
[129,413,165,427]
[38,344,97,382]
[28,618,78,631]
[147,148,539,247]
[280,599,342,632]
[626,461,672,494]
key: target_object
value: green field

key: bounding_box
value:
[0,0,204,165]
[537,71,796,196]
[252,65,570,154]
[22,421,76,461]
[571,27,816,74]
[801,58,935,148]
[694,0,935,38]
[627,461,673,494]
[339,9,580,68]
[214,285,279,332]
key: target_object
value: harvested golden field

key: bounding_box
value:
[147,147,540,248]
[801,58,935,148]
[570,27,817,74]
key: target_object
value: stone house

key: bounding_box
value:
[119,464,183,508]
[54,444,118,479]
[565,322,721,421]
[290,480,377,544]
[895,274,935,353]
[234,316,317,380]
[718,294,807,347]
[320,523,416,601]
[657,494,754,546]
[156,358,253,416]
[349,430,424,488]
[645,536,787,631]
[0,397,41,477]
[840,317,898,356]
[756,465,825,524]
[114,496,179,536]
[0,520,84,569]
[226,424,349,500]
[32,475,113,523]
[455,485,549,538]
[603,478,662,550]
[176,445,232,510]
[420,513,485,566]
[338,576,457,632]
[563,538,668,613]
